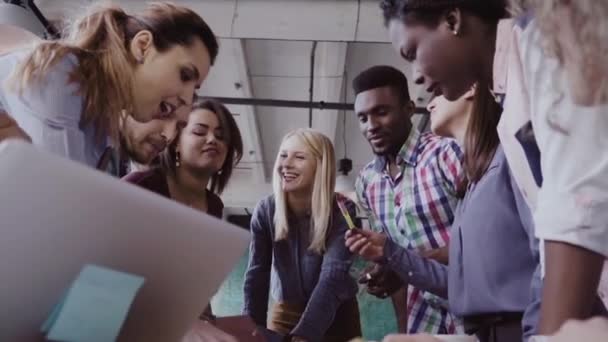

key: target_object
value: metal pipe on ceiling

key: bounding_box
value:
[1,0,59,39]
[203,96,430,115]
[308,41,317,128]
[26,0,59,39]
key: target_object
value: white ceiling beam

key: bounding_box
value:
[198,38,268,209]
[0,3,47,37]
[231,0,358,41]
[199,38,266,184]
[35,0,391,43]
[231,0,389,42]
[227,39,266,183]
[311,42,348,145]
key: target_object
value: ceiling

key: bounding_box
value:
[30,0,433,210]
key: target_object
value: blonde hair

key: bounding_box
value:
[531,0,608,61]
[531,0,608,103]
[272,129,336,254]
[10,2,218,145]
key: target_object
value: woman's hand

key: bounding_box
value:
[0,111,30,142]
[345,228,388,263]
[182,320,237,342]
[382,334,441,342]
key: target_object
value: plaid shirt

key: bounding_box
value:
[356,128,465,334]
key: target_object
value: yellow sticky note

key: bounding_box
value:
[337,199,356,229]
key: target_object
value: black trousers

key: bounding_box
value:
[464,312,523,342]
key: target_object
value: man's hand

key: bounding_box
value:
[345,229,387,262]
[182,320,237,342]
[358,264,402,299]
[0,111,30,142]
[549,317,608,342]
[382,333,441,342]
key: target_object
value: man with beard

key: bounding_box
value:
[94,105,188,176]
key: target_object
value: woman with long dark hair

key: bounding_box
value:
[124,99,243,342]
[125,98,243,221]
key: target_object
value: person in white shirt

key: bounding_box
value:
[519,0,608,335]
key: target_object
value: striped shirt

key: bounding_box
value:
[356,128,465,334]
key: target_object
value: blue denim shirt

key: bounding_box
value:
[243,194,359,341]
[0,51,106,168]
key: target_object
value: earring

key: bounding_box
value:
[175,151,181,168]
[452,29,459,36]
[136,56,144,64]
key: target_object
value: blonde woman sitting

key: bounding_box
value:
[243,129,361,342]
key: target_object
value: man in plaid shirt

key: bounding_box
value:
[352,65,465,334]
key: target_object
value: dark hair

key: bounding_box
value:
[352,65,410,103]
[380,0,508,27]
[160,99,243,194]
[131,2,219,65]
[463,82,501,184]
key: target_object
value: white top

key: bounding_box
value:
[520,25,608,259]
[0,51,106,168]
[497,17,608,271]
[495,18,539,211]
[497,19,608,342]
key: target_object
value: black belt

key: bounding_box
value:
[463,311,523,335]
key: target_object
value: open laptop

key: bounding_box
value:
[0,140,250,341]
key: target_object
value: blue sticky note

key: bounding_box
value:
[42,264,145,342]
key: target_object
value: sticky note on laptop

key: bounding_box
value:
[41,264,145,342]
